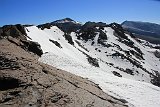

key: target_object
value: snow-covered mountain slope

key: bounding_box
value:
[25,21,160,107]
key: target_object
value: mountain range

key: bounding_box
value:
[0,18,160,107]
[121,21,160,44]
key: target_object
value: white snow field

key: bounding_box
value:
[26,25,160,107]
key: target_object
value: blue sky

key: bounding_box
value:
[0,0,160,26]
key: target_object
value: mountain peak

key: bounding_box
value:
[63,18,74,21]
[53,18,78,24]
[37,18,82,32]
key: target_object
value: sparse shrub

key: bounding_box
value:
[124,68,134,75]
[98,50,101,52]
[112,71,122,77]
[91,41,95,45]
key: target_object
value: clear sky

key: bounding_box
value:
[0,0,160,26]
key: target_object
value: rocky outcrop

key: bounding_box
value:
[78,22,108,43]
[151,70,160,87]
[0,24,43,56]
[0,24,27,40]
[110,23,144,59]
[49,39,62,48]
[112,71,122,77]
[154,50,160,58]
[63,33,74,45]
[0,38,128,107]
[21,40,43,56]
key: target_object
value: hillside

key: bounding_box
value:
[1,18,160,107]
[0,25,128,107]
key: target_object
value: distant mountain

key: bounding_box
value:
[121,21,160,44]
